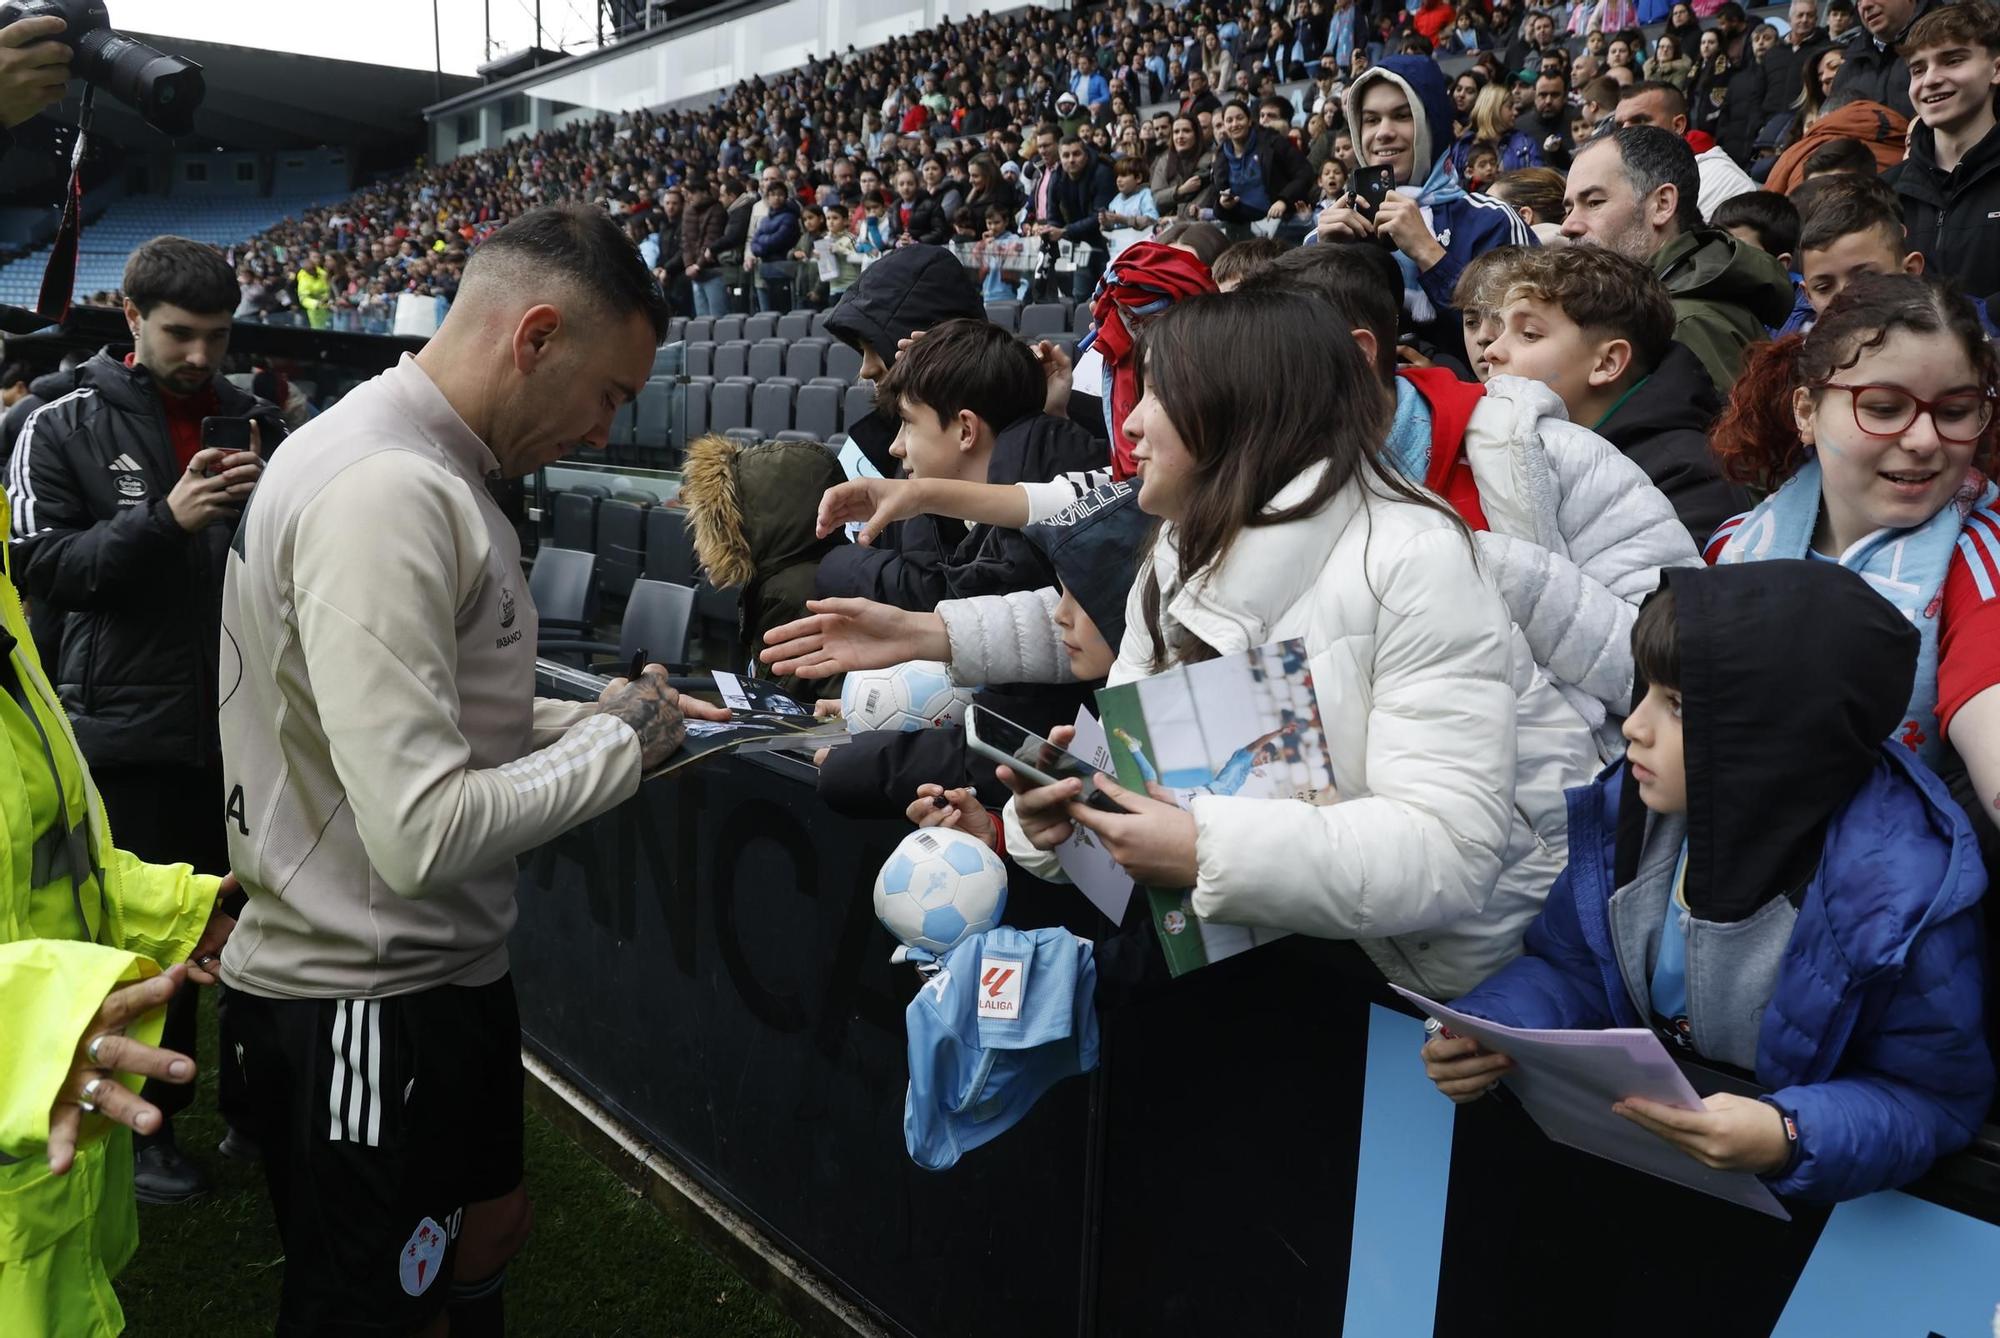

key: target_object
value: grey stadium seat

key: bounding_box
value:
[710,381,750,433]
[776,311,813,341]
[810,310,833,337]
[752,378,797,438]
[596,496,650,600]
[713,341,749,381]
[1072,302,1095,335]
[773,430,821,444]
[842,382,877,429]
[713,314,745,342]
[1019,303,1068,338]
[684,317,714,343]
[985,301,1021,331]
[680,379,712,442]
[723,427,762,446]
[529,546,598,640]
[665,317,687,343]
[745,311,779,342]
[785,338,827,382]
[551,485,605,552]
[609,400,637,450]
[825,341,863,383]
[686,341,714,379]
[747,339,787,382]
[794,382,841,440]
[645,506,698,585]
[635,381,672,450]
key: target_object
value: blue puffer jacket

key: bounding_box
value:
[1450,127,1545,177]
[751,201,802,261]
[1452,752,1992,1202]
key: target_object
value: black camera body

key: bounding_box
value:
[0,0,204,136]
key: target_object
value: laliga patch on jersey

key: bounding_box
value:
[978,955,1026,1021]
[399,1216,448,1296]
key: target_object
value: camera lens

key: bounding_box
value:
[75,30,204,136]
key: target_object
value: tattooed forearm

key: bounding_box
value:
[601,675,690,769]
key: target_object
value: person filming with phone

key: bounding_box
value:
[1309,56,1532,361]
[8,236,283,1203]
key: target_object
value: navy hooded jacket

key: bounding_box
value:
[1452,562,1992,1202]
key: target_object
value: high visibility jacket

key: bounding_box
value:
[0,491,220,1337]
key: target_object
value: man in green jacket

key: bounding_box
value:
[1560,124,1794,392]
[0,490,237,1335]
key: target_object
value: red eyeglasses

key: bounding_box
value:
[1819,382,1996,444]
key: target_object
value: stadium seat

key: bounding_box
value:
[529,546,598,641]
[1019,303,1068,338]
[748,339,787,381]
[752,379,797,438]
[710,381,750,433]
[1047,334,1078,359]
[810,310,833,338]
[795,383,841,440]
[842,382,876,429]
[551,486,605,553]
[635,382,672,450]
[685,317,714,343]
[713,314,746,343]
[776,312,813,341]
[985,301,1021,331]
[645,507,698,585]
[686,341,715,379]
[1072,303,1095,335]
[617,579,697,667]
[693,577,744,664]
[609,401,637,450]
[723,427,762,446]
[652,344,683,377]
[681,379,712,442]
[774,430,820,444]
[666,317,687,343]
[825,342,863,383]
[714,341,749,381]
[596,496,650,600]
[785,338,827,382]
[745,312,779,342]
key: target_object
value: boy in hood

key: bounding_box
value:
[1309,54,1536,363]
[678,435,850,702]
[1428,563,1992,1203]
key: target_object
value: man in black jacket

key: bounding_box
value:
[1517,71,1576,168]
[9,237,286,1201]
[1829,0,1938,118]
[1883,0,2000,300]
[1034,136,1116,301]
[1710,3,1769,166]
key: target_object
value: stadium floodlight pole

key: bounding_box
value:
[432,0,443,100]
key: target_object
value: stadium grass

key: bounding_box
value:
[118,989,801,1337]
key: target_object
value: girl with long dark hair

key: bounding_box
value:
[1002,292,1595,996]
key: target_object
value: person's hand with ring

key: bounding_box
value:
[47,962,197,1175]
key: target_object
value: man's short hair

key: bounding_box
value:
[1716,2,1747,22]
[1059,134,1086,149]
[123,237,238,318]
[1826,0,1856,17]
[1257,95,1294,123]
[1585,124,1702,234]
[1618,79,1688,121]
[1235,244,1401,384]
[1792,171,1907,255]
[1901,0,2000,56]
[1799,134,1880,179]
[466,203,670,342]
[1209,236,1289,287]
[874,317,1043,431]
[1710,190,1801,260]
[1582,75,1622,110]
[1496,245,1677,372]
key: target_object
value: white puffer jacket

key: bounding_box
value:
[1004,464,1596,998]
[1461,376,1703,749]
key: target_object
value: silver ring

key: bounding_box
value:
[78,1077,104,1114]
[86,1033,113,1065]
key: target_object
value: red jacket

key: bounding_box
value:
[1398,366,1491,532]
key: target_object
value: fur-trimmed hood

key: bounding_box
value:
[678,434,847,590]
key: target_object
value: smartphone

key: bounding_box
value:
[1351,164,1394,216]
[201,416,257,471]
[964,705,1128,813]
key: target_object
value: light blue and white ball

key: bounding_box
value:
[873,827,1009,955]
[840,659,973,734]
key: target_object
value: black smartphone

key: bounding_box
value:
[964,705,1128,813]
[1352,164,1394,216]
[201,416,256,460]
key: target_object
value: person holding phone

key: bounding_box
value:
[7,236,287,1204]
[1000,292,1595,999]
[1149,114,1215,218]
[1309,55,1535,362]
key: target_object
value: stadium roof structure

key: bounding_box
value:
[98,35,480,153]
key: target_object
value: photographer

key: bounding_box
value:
[0,11,67,145]
[8,237,286,1203]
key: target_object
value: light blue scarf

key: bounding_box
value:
[1392,154,1467,324]
[1714,459,1997,766]
[1384,374,1433,483]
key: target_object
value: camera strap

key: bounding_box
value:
[36,86,94,328]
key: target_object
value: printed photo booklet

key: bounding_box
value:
[638,671,847,778]
[1088,638,1337,976]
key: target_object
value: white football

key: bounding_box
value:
[840,660,972,734]
[873,826,1009,955]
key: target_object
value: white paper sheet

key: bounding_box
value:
[1052,709,1135,926]
[1391,987,1791,1220]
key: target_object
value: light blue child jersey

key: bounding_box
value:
[904,925,1099,1171]
[1650,843,1693,1046]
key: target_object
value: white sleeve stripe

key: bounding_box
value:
[364,1000,383,1147]
[9,387,94,538]
[327,999,351,1141]
[344,997,368,1143]
[498,712,631,794]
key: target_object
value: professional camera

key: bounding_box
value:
[0,0,203,136]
